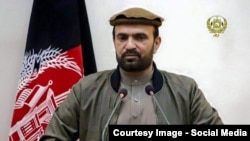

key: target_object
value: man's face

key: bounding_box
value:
[113,24,160,72]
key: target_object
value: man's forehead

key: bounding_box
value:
[115,24,154,32]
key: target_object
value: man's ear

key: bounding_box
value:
[153,36,161,53]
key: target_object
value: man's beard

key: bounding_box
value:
[116,46,154,72]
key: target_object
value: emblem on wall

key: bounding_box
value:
[207,15,227,37]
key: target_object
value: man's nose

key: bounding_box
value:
[125,38,136,50]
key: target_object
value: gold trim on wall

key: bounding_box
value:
[207,15,227,37]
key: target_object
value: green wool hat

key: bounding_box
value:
[109,7,164,27]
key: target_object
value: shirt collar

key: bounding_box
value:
[110,62,163,93]
[119,68,153,86]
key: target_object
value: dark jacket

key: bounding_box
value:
[40,64,223,141]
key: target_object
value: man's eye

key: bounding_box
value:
[136,35,146,41]
[117,36,127,41]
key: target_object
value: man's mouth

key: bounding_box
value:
[124,56,137,62]
[122,51,140,62]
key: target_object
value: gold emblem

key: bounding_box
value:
[207,15,227,37]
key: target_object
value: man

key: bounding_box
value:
[40,7,223,141]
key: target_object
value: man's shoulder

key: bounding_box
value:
[160,70,197,88]
[85,69,114,79]
[82,69,114,81]
[75,69,114,86]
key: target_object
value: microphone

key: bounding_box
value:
[145,85,171,125]
[101,88,128,141]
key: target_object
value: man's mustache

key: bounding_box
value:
[122,50,141,58]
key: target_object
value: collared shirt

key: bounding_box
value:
[117,69,157,124]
